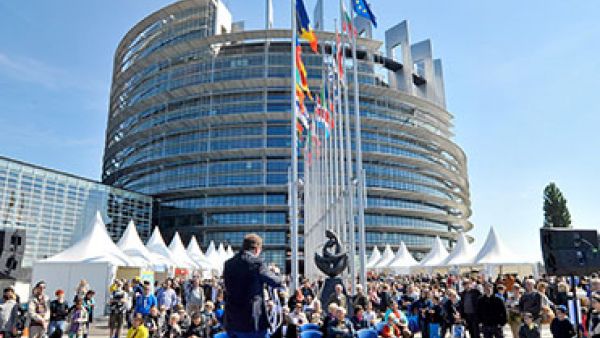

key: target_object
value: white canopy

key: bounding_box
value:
[226,245,234,259]
[168,232,199,269]
[146,227,178,268]
[366,246,381,268]
[419,236,449,267]
[33,211,128,317]
[374,244,395,269]
[474,227,527,265]
[43,211,132,266]
[441,232,477,266]
[217,242,227,263]
[117,220,155,268]
[186,236,215,270]
[204,241,223,272]
[388,242,418,271]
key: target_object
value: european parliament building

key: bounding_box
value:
[102,0,472,269]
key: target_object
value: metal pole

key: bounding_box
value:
[340,0,356,292]
[290,0,299,292]
[349,0,367,287]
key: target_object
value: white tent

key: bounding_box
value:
[419,236,449,267]
[186,236,215,271]
[32,211,129,317]
[204,241,223,273]
[168,232,199,269]
[388,242,418,274]
[117,220,155,269]
[226,245,234,259]
[374,244,395,269]
[366,246,381,268]
[474,227,524,265]
[146,228,178,268]
[441,232,477,266]
[217,243,227,263]
[43,211,132,266]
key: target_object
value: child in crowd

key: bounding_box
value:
[67,298,89,338]
[519,312,541,338]
[550,306,576,338]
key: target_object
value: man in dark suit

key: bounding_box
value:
[224,233,283,338]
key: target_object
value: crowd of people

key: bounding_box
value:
[0,256,600,338]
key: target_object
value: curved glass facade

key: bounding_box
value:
[103,0,471,269]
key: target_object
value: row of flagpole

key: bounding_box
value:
[288,0,377,291]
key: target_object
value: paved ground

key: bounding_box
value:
[86,318,553,338]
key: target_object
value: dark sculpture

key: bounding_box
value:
[314,230,348,277]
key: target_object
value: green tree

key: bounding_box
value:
[543,182,572,228]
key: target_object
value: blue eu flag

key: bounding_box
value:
[352,0,377,28]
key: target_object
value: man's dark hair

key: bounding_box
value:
[242,233,263,251]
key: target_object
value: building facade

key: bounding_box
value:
[0,157,152,267]
[102,0,471,269]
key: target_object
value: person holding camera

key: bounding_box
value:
[223,234,283,338]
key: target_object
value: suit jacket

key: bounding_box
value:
[223,251,283,332]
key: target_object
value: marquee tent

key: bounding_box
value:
[217,243,227,264]
[168,232,199,269]
[474,227,525,265]
[117,221,155,269]
[440,232,476,266]
[226,245,234,259]
[419,237,449,267]
[388,242,418,274]
[374,244,395,270]
[146,228,178,268]
[205,241,223,273]
[366,246,381,268]
[186,236,215,271]
[32,211,130,317]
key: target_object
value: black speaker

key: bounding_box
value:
[540,228,600,276]
[0,230,25,280]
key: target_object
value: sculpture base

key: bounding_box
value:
[319,277,347,312]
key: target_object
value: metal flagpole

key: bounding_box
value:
[290,0,299,292]
[332,34,341,241]
[340,0,356,292]
[348,0,367,287]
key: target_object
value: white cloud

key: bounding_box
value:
[0,52,66,89]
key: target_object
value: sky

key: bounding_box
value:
[1,0,599,262]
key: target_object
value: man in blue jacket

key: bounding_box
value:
[134,284,157,316]
[223,233,283,338]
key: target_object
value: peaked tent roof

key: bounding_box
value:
[146,227,178,267]
[216,242,229,266]
[226,245,234,259]
[186,236,214,270]
[117,220,154,268]
[388,242,418,268]
[474,227,527,265]
[375,244,395,268]
[43,211,132,266]
[168,232,198,269]
[419,236,449,267]
[441,232,477,266]
[204,241,222,272]
[366,246,381,268]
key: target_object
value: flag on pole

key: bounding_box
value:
[336,31,344,81]
[352,0,377,28]
[295,40,313,99]
[296,0,319,53]
[342,2,358,37]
